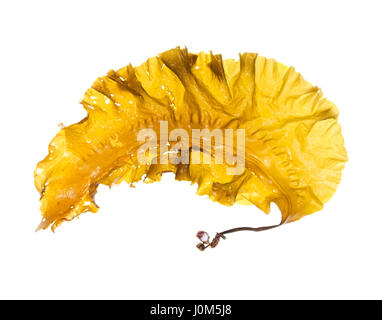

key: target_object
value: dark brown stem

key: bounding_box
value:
[219,224,281,235]
[196,222,284,250]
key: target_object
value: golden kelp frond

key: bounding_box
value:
[34,47,347,231]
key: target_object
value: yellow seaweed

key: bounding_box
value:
[34,47,347,231]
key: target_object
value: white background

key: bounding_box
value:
[0,0,381,299]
